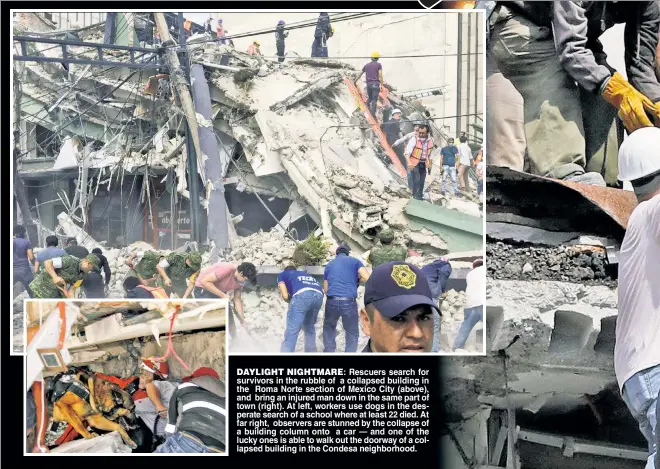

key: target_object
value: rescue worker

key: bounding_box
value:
[475,148,484,201]
[382,109,405,167]
[311,13,332,57]
[275,20,288,63]
[405,123,434,201]
[123,276,168,299]
[216,18,226,44]
[614,127,660,469]
[439,137,460,197]
[323,244,370,353]
[33,235,66,273]
[205,16,213,34]
[91,247,111,291]
[457,134,472,192]
[30,254,100,298]
[277,265,324,352]
[64,238,89,259]
[355,52,383,118]
[247,40,261,56]
[183,18,192,38]
[156,367,225,453]
[126,250,202,299]
[489,2,660,187]
[367,229,407,268]
[360,262,437,353]
[421,257,453,353]
[194,262,257,337]
[452,259,485,351]
[134,359,175,442]
[13,225,34,298]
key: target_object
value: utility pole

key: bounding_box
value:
[13,69,35,230]
[153,12,203,245]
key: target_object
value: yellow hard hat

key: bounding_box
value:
[331,26,335,32]
[371,51,380,59]
[254,40,260,46]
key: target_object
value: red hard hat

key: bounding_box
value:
[141,359,169,379]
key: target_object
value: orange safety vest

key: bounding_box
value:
[409,137,434,168]
[247,43,260,55]
[137,285,169,299]
[184,19,192,32]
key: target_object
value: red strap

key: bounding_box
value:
[57,301,66,349]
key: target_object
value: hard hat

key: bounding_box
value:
[392,108,402,115]
[254,40,260,46]
[141,359,169,379]
[372,51,380,59]
[218,18,223,23]
[618,127,660,181]
[278,20,285,25]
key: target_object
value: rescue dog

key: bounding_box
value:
[50,371,138,449]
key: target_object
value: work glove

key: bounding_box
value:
[601,72,654,133]
[642,99,660,128]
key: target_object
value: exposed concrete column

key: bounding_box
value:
[190,64,229,254]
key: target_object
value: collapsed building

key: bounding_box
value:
[441,167,647,468]
[13,13,485,353]
[26,300,227,453]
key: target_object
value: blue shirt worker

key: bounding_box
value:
[277,266,325,353]
[440,138,460,196]
[13,225,35,298]
[421,257,453,352]
[360,262,438,353]
[323,245,370,352]
[33,235,66,273]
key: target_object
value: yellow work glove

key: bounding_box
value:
[601,72,654,133]
[642,99,660,128]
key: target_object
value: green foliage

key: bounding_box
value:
[292,235,331,266]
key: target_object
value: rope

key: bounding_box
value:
[150,304,189,371]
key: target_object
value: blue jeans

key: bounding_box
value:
[366,83,380,118]
[323,299,359,352]
[411,162,427,200]
[154,432,222,453]
[453,305,483,350]
[281,290,324,353]
[621,366,660,469]
[442,165,459,194]
[432,309,440,353]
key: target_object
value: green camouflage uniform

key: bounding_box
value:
[135,251,202,297]
[29,254,100,299]
[368,245,408,268]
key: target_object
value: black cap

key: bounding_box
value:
[364,261,439,318]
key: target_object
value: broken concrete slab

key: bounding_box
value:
[487,222,581,246]
[49,431,132,453]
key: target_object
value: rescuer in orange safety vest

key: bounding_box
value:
[247,41,261,56]
[404,123,434,201]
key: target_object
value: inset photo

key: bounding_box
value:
[25,300,227,454]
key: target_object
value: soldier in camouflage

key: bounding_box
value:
[29,254,100,298]
[367,230,408,268]
[127,250,202,298]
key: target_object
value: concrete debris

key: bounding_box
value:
[50,431,132,454]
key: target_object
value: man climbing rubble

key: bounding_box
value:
[355,52,383,119]
[440,137,460,197]
[452,258,485,351]
[457,134,472,193]
[405,123,434,201]
[614,127,660,469]
[13,225,34,298]
[33,235,66,273]
[247,40,261,56]
[382,109,405,167]
[275,20,288,63]
[194,261,257,337]
[421,257,453,353]
[323,245,371,353]
[64,238,89,260]
[367,229,408,268]
[134,359,176,445]
[489,1,660,187]
[311,12,332,58]
[126,250,202,298]
[360,262,437,353]
[30,254,100,298]
[277,265,324,352]
[155,367,225,453]
[91,248,111,292]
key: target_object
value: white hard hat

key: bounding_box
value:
[392,109,402,115]
[618,127,660,181]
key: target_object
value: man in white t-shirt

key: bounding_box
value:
[452,258,485,351]
[615,127,660,469]
[457,135,472,193]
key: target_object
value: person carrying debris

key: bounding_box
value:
[457,134,472,193]
[383,109,405,167]
[91,247,111,292]
[64,238,89,260]
[127,250,202,298]
[247,40,262,56]
[123,276,169,299]
[405,123,434,201]
[439,137,460,197]
[194,262,257,336]
[360,261,437,353]
[355,52,383,119]
[452,259,485,351]
[311,12,332,58]
[323,244,370,353]
[14,225,34,298]
[614,127,660,469]
[33,235,66,273]
[275,20,288,63]
[277,265,325,352]
[134,359,176,445]
[489,2,660,187]
[421,257,453,353]
[30,254,100,298]
[155,367,225,453]
[367,229,408,268]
